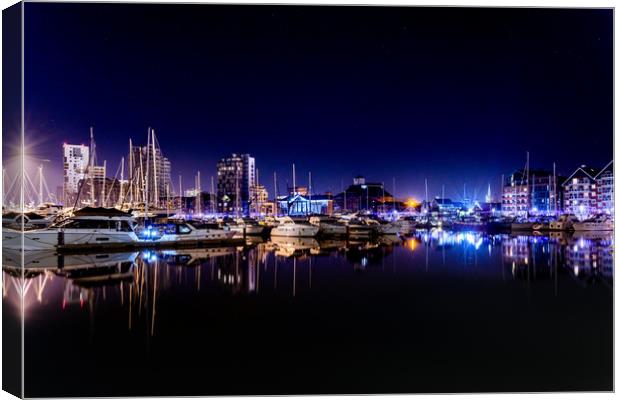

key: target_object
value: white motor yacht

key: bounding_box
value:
[573,215,614,231]
[226,218,268,237]
[2,212,55,230]
[309,216,347,236]
[141,220,236,245]
[270,217,319,237]
[2,207,139,251]
[339,216,378,237]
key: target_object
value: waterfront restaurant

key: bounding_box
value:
[277,194,334,216]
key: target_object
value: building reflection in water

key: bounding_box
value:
[3,229,613,337]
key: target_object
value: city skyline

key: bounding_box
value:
[15,4,613,202]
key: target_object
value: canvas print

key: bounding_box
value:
[2,3,613,397]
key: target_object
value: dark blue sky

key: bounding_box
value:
[23,4,612,201]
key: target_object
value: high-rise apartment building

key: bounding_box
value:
[62,144,89,204]
[216,153,255,216]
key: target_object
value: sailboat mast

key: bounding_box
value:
[553,162,557,215]
[101,160,106,207]
[211,176,215,215]
[197,170,201,215]
[256,168,260,216]
[90,126,95,205]
[273,171,278,217]
[145,127,151,218]
[119,156,124,208]
[178,175,182,215]
[308,171,312,216]
[292,163,296,195]
[128,139,133,205]
[526,151,530,214]
[235,167,239,218]
[152,129,158,208]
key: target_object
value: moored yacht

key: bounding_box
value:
[309,215,347,236]
[363,218,401,235]
[2,207,139,251]
[573,215,614,231]
[340,217,376,238]
[2,212,55,230]
[139,220,236,245]
[225,217,269,237]
[270,217,320,237]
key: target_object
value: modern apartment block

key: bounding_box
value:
[501,169,563,216]
[62,143,89,204]
[216,153,255,216]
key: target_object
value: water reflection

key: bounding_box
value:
[3,230,613,337]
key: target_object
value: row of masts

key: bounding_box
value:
[2,164,55,209]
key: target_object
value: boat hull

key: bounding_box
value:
[2,228,139,251]
[347,226,374,237]
[317,223,348,236]
[146,229,237,245]
[378,224,401,235]
[573,222,613,231]
[271,225,319,237]
[511,223,534,231]
[229,225,268,237]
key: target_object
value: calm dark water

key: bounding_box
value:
[3,230,613,396]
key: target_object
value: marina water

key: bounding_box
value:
[3,229,613,396]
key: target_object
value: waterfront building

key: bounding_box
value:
[431,198,466,215]
[561,165,599,218]
[250,184,269,214]
[501,169,562,216]
[62,144,89,204]
[333,175,394,213]
[501,173,529,216]
[595,160,613,215]
[216,153,255,216]
[277,193,334,216]
[259,201,276,215]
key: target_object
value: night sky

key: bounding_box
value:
[22,4,612,201]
